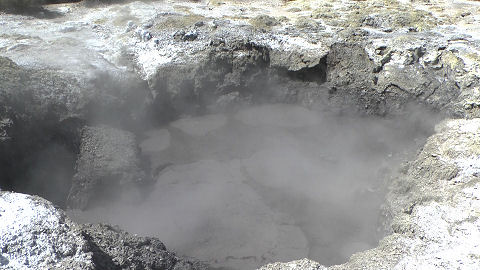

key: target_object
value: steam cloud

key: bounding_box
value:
[0,1,442,269]
[0,0,45,10]
[69,103,438,269]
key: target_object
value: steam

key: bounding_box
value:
[18,143,75,208]
[0,1,442,268]
[0,0,45,11]
[69,103,438,269]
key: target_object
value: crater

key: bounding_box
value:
[0,42,444,269]
[0,5,464,268]
[69,103,437,269]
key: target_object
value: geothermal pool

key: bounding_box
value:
[69,103,433,269]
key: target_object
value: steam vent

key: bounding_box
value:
[1,0,480,269]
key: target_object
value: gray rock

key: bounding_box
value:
[0,56,86,205]
[126,21,136,32]
[250,15,280,29]
[81,223,207,270]
[194,21,205,28]
[67,126,150,210]
[173,30,186,41]
[184,31,199,41]
[0,191,94,270]
[294,17,325,31]
[326,119,480,270]
[259,259,327,270]
[137,28,153,41]
[254,119,480,269]
[173,30,198,42]
[0,191,206,270]
[0,56,152,206]
[0,0,45,10]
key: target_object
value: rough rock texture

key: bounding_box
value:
[380,118,480,269]
[1,0,478,119]
[333,119,480,270]
[259,259,326,270]
[326,39,460,116]
[0,0,80,9]
[0,56,83,141]
[0,54,150,206]
[111,0,480,118]
[0,56,86,205]
[81,223,207,270]
[258,119,480,270]
[0,191,93,270]
[0,191,205,270]
[67,125,149,210]
[0,0,477,137]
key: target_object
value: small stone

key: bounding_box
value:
[136,29,152,41]
[173,30,186,41]
[212,19,229,28]
[173,30,198,42]
[287,7,301,12]
[143,32,152,41]
[126,21,136,32]
[142,22,153,29]
[0,254,9,266]
[250,15,279,29]
[194,21,205,27]
[184,30,198,41]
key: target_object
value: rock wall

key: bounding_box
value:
[0,55,151,207]
[0,56,85,205]
[324,118,480,270]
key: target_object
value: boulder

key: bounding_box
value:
[81,223,207,270]
[67,126,150,210]
[0,191,93,270]
[0,191,205,270]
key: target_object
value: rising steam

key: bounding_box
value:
[69,103,438,269]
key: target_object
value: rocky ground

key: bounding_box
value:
[0,0,479,269]
[0,191,206,270]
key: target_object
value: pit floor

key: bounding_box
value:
[69,104,433,269]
